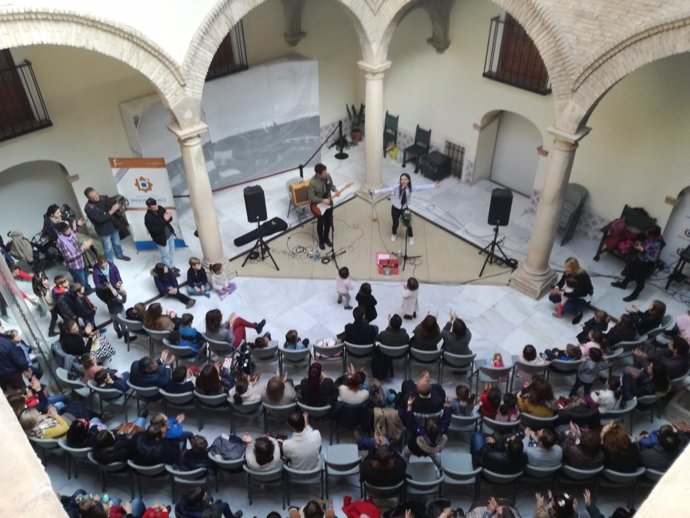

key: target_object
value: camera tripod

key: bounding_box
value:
[242,221,279,271]
[479,224,516,277]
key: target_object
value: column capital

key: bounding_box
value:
[357,60,392,77]
[547,125,591,146]
[167,121,209,143]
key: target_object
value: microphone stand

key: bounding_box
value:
[397,197,420,271]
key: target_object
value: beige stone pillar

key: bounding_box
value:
[358,60,391,191]
[168,122,226,266]
[511,126,590,299]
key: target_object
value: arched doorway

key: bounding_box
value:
[483,110,541,195]
[0,160,79,238]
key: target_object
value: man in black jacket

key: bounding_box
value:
[0,334,31,390]
[144,197,178,273]
[83,187,131,263]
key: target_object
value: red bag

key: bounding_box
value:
[342,495,381,518]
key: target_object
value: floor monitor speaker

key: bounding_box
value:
[244,185,267,223]
[488,187,512,226]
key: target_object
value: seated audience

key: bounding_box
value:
[242,433,282,471]
[410,314,442,351]
[589,376,622,412]
[359,443,407,487]
[561,423,604,469]
[577,310,609,344]
[229,374,261,406]
[283,329,309,350]
[601,422,639,472]
[471,431,527,474]
[129,421,181,465]
[637,424,688,471]
[399,370,445,414]
[204,308,265,348]
[128,350,175,388]
[518,375,556,417]
[523,427,563,467]
[400,396,451,468]
[174,486,242,518]
[261,372,296,405]
[495,392,519,422]
[451,384,475,416]
[627,299,666,335]
[195,362,233,395]
[514,344,548,384]
[621,361,670,403]
[341,306,377,345]
[631,336,690,380]
[605,313,638,348]
[299,362,336,407]
[441,310,472,354]
[163,366,195,394]
[281,411,322,470]
[337,364,369,404]
[143,302,176,332]
[178,435,214,473]
[376,313,409,347]
[19,406,69,439]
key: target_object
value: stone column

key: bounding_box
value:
[511,126,590,299]
[168,122,226,267]
[358,60,391,191]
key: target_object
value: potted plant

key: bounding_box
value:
[346,103,365,142]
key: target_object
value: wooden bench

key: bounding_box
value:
[593,205,656,262]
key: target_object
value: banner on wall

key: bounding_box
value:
[108,157,186,251]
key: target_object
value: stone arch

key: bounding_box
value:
[570,16,690,133]
[0,9,187,120]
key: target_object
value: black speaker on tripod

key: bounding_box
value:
[487,188,513,226]
[244,185,267,223]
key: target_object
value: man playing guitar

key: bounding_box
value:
[308,163,338,250]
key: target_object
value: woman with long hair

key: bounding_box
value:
[142,302,176,331]
[441,309,472,354]
[372,172,438,246]
[518,375,556,416]
[152,262,195,308]
[299,362,335,407]
[549,257,594,325]
[203,308,266,348]
[411,314,442,351]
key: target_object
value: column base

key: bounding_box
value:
[510,262,558,300]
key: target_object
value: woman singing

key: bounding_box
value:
[373,173,437,246]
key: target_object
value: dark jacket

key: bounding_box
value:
[56,290,78,320]
[603,445,640,473]
[60,330,94,357]
[411,324,442,351]
[441,322,472,354]
[129,359,171,388]
[84,196,117,236]
[604,323,638,348]
[129,431,180,465]
[400,406,451,457]
[299,377,336,407]
[474,438,528,474]
[163,380,195,394]
[562,435,604,469]
[632,310,662,335]
[399,380,446,414]
[154,270,180,296]
[0,336,29,376]
[187,267,209,287]
[145,206,175,246]
[359,454,407,486]
[556,271,593,299]
[93,435,131,464]
[342,321,377,345]
[377,327,409,347]
[355,292,378,322]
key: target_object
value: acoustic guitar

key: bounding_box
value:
[310,182,354,217]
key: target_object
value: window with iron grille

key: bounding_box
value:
[206,21,249,81]
[483,14,551,95]
[444,141,465,179]
[0,49,52,142]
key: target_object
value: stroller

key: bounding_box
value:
[4,230,60,274]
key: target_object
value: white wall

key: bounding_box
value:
[0,161,79,237]
[243,0,361,126]
[490,111,541,195]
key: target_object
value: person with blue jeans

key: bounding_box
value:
[83,187,131,263]
[144,197,178,273]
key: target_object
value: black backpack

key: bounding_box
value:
[231,343,254,377]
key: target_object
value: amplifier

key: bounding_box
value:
[290,180,310,206]
[420,151,452,181]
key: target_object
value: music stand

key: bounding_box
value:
[242,221,279,271]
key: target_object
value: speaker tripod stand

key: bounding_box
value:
[478,224,516,277]
[242,220,279,271]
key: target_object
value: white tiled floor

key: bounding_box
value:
[8,143,690,516]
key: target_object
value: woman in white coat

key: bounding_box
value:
[401,277,420,320]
